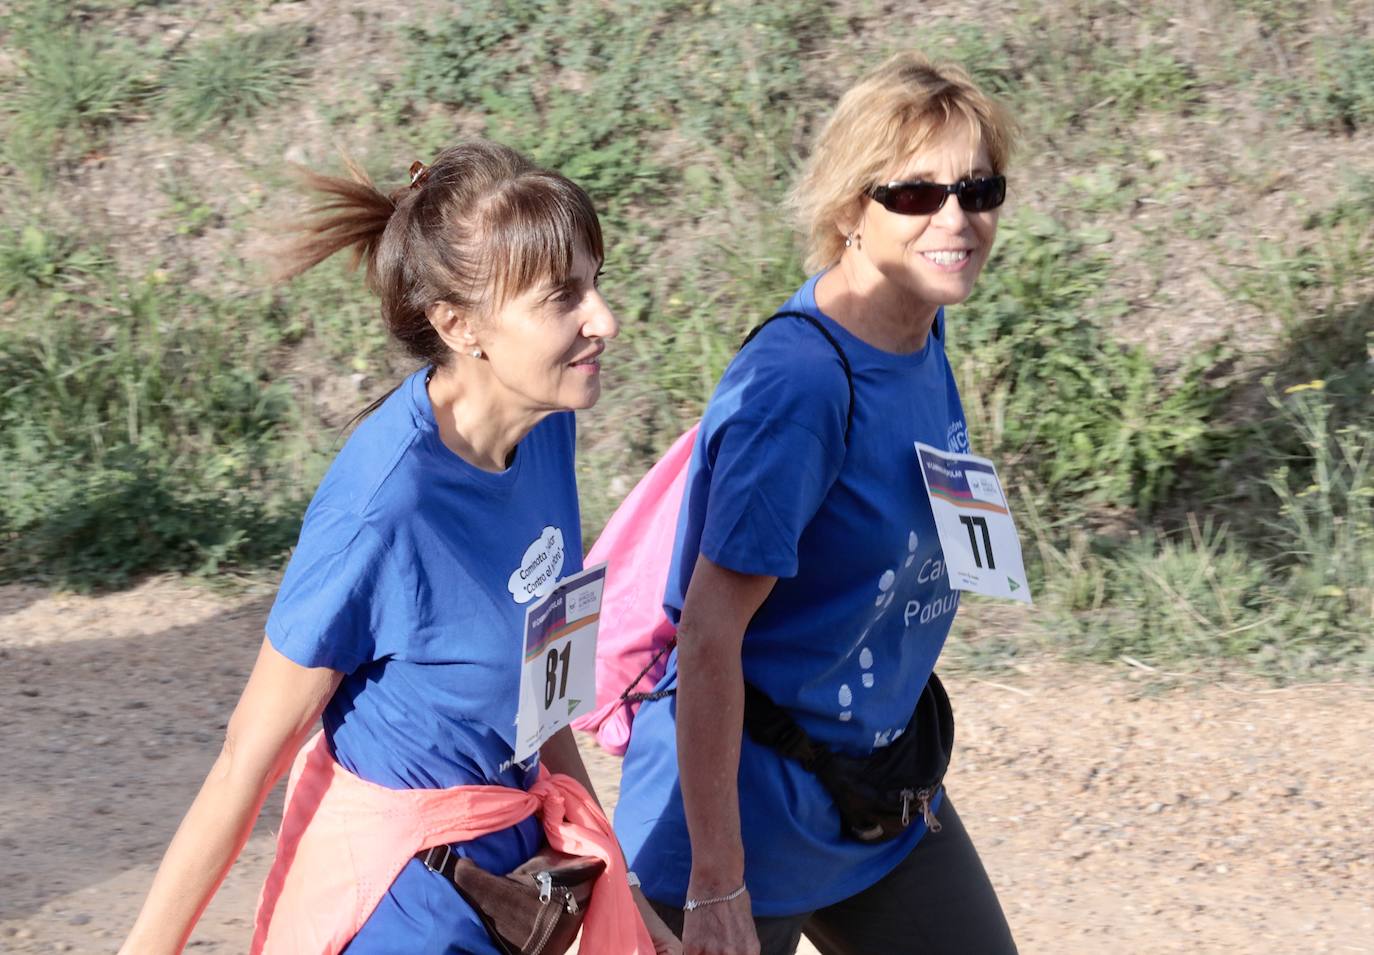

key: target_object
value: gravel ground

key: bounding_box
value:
[2,579,1370,954]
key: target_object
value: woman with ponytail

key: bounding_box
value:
[118,141,679,955]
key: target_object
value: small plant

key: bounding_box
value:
[0,225,106,301]
[161,179,222,237]
[157,26,310,133]
[1052,518,1269,664]
[955,214,1219,516]
[1092,44,1200,115]
[2,19,150,162]
[0,259,316,587]
[1264,33,1374,133]
[1259,382,1373,657]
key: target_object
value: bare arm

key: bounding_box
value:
[118,637,343,955]
[541,726,683,954]
[676,554,776,955]
[539,723,601,804]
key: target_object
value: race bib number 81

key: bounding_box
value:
[513,562,606,762]
[914,443,1033,604]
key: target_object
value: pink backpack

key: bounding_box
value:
[571,424,699,755]
[572,310,865,755]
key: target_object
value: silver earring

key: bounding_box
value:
[844,232,853,248]
[469,348,482,359]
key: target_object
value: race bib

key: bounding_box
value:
[513,562,606,761]
[914,443,1032,604]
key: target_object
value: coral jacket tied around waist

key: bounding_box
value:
[251,732,654,955]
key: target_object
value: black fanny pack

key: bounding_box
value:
[742,672,955,844]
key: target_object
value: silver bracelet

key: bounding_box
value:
[682,883,747,911]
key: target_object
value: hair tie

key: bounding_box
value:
[409,160,431,189]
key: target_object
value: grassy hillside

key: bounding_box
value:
[1,0,1370,675]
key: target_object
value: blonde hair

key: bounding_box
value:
[791,53,1017,272]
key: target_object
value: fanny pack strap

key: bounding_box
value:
[741,673,954,794]
[741,682,837,776]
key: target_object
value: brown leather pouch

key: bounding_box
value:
[419,846,605,955]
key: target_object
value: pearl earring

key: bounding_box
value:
[469,348,482,359]
[844,232,853,248]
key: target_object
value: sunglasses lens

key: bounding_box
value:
[886,182,946,215]
[957,176,1006,212]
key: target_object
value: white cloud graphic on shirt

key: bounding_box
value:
[507,526,565,604]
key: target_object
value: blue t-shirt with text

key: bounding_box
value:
[614,273,969,916]
[267,369,583,954]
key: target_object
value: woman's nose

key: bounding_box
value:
[584,290,620,340]
[931,194,971,231]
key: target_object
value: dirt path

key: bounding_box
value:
[3,580,1371,954]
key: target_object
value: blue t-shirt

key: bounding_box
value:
[266,368,584,954]
[614,273,970,916]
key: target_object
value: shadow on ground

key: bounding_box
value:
[0,595,275,920]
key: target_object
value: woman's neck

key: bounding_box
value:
[425,364,545,472]
[814,254,939,354]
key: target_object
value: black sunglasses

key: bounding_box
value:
[868,175,1006,216]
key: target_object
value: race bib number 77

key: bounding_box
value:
[914,443,1033,605]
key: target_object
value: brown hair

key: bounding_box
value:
[791,52,1017,272]
[273,140,604,365]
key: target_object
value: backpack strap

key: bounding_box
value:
[740,309,855,446]
[621,310,857,707]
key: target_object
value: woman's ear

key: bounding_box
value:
[427,301,481,356]
[836,196,867,243]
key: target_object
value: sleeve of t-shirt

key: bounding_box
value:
[699,415,842,578]
[265,504,406,674]
[696,326,848,578]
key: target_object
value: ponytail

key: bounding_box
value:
[267,141,604,368]
[270,157,398,290]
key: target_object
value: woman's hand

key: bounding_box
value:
[632,885,685,955]
[681,889,758,955]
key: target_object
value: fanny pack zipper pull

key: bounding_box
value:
[900,788,914,828]
[535,871,553,904]
[917,787,942,833]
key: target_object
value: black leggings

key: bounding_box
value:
[650,796,1017,955]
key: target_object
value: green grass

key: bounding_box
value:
[1261,32,1374,133]
[0,232,318,587]
[0,0,1370,677]
[0,14,151,175]
[955,214,1221,516]
[157,26,311,134]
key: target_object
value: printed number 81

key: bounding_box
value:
[544,644,571,709]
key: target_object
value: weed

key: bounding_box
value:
[0,225,107,301]
[1,15,150,168]
[1259,383,1373,654]
[955,214,1220,516]
[157,26,310,134]
[0,249,317,587]
[1267,33,1374,133]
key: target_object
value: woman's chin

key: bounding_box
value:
[562,382,602,411]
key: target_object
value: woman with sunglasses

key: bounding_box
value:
[117,141,679,955]
[613,54,1019,955]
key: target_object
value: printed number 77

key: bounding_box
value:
[958,514,996,570]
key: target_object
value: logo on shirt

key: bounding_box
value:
[947,420,970,454]
[833,527,960,750]
[507,525,565,604]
